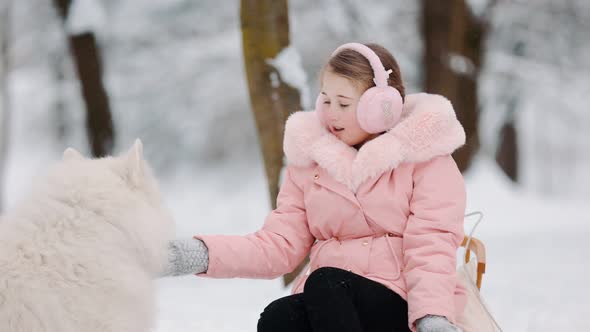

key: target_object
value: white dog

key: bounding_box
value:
[0,139,175,332]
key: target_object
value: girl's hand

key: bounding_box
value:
[416,315,462,332]
[161,238,209,277]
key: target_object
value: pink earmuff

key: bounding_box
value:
[316,43,403,134]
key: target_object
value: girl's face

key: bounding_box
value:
[319,70,377,147]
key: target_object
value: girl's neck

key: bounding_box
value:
[353,132,384,150]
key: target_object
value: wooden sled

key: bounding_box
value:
[460,236,486,289]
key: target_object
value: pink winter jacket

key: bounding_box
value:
[195,93,468,332]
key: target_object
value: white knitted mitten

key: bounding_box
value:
[162,238,209,276]
[416,315,462,332]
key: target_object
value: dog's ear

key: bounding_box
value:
[125,139,144,185]
[63,147,84,161]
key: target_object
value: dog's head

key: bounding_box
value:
[44,139,175,275]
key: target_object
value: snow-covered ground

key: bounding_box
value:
[151,156,590,332]
[5,118,589,332]
[463,158,590,331]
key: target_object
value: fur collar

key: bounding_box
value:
[283,93,466,192]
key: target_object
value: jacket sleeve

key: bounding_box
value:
[402,155,466,330]
[194,166,315,279]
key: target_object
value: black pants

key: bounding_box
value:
[258,267,411,332]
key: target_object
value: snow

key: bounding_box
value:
[152,155,590,332]
[318,0,369,40]
[478,0,590,196]
[2,0,590,331]
[464,157,590,330]
[266,45,311,109]
[6,70,589,330]
[447,52,476,77]
[4,147,590,331]
[65,0,107,36]
[3,103,590,331]
[466,0,492,19]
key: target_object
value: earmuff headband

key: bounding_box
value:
[331,43,391,88]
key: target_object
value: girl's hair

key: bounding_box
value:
[323,43,405,101]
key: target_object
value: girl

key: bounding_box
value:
[165,42,468,332]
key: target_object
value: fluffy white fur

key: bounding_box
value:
[0,140,175,332]
[283,93,466,192]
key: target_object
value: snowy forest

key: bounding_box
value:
[1,0,589,331]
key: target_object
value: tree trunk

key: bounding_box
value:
[495,100,518,182]
[69,32,115,157]
[421,0,494,172]
[495,121,518,181]
[53,0,115,157]
[0,0,12,212]
[240,0,303,286]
